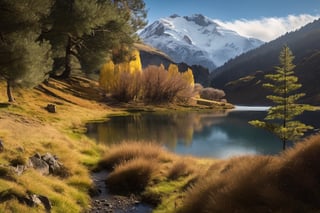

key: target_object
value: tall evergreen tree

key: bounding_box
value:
[0,0,53,102]
[249,46,316,150]
[45,0,147,78]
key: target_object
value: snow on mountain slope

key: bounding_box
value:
[139,14,264,71]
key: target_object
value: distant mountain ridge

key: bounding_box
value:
[136,43,210,86]
[139,14,263,71]
[210,18,320,105]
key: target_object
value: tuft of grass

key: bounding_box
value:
[106,157,158,194]
[167,158,195,180]
[178,134,320,213]
[98,141,172,170]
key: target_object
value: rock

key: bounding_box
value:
[45,104,56,113]
[22,193,52,212]
[0,139,4,152]
[11,164,26,176]
[34,152,42,159]
[42,153,62,174]
[28,152,69,177]
[28,194,42,206]
[28,156,50,175]
[38,195,52,212]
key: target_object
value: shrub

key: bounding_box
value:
[167,159,195,180]
[98,141,171,170]
[110,71,141,102]
[199,87,225,101]
[141,65,194,104]
[106,157,158,193]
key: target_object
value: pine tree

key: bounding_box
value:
[45,0,147,78]
[0,0,53,102]
[249,46,316,150]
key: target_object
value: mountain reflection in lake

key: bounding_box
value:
[86,108,295,158]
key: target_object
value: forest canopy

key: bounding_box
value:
[0,0,147,101]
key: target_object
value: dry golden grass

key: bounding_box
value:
[106,157,158,193]
[98,141,173,170]
[0,78,112,212]
[167,158,196,180]
[178,134,320,213]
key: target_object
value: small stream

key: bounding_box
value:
[89,170,153,213]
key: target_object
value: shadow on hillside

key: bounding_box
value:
[0,103,10,108]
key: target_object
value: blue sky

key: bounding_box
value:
[144,0,320,22]
[143,0,320,41]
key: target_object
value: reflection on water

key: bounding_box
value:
[86,109,319,158]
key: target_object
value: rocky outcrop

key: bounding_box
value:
[28,153,70,177]
[0,190,51,212]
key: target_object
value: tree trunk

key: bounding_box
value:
[6,79,15,102]
[282,140,286,150]
[59,35,72,79]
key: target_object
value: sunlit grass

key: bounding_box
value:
[98,141,174,170]
[98,142,217,213]
[177,134,320,213]
[0,78,111,212]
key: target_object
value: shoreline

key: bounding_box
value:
[0,77,228,212]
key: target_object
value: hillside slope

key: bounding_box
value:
[0,77,113,212]
[210,19,320,105]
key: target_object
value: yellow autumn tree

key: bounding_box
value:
[129,49,142,74]
[99,60,115,92]
[99,49,143,101]
[182,68,194,87]
[168,63,179,78]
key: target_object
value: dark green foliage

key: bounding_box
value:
[0,0,147,101]
[0,0,53,102]
[249,46,316,150]
[44,0,147,77]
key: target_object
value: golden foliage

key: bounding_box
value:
[99,60,115,92]
[179,134,320,213]
[128,49,142,74]
[99,49,142,95]
[168,64,179,77]
[182,68,194,87]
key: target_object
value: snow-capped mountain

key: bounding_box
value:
[139,14,264,71]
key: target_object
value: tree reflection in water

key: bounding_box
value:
[86,111,229,149]
[87,110,302,158]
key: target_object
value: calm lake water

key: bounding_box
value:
[86,107,320,159]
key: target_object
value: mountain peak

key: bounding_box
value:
[183,14,215,27]
[169,14,180,19]
[139,14,264,70]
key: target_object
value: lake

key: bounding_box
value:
[86,107,319,159]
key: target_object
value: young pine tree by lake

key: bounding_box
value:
[249,45,317,150]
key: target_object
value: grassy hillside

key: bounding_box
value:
[0,77,111,212]
[211,19,320,105]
